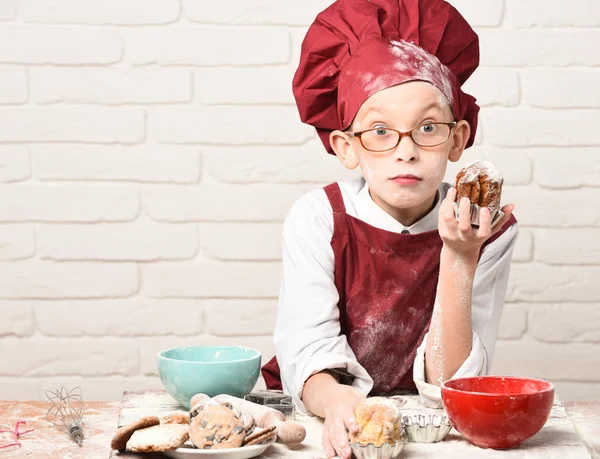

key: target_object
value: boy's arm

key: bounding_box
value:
[415,189,517,403]
[303,371,364,459]
[273,190,373,414]
[425,244,479,385]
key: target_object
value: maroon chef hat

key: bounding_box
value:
[292,0,480,154]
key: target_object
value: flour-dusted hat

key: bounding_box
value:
[293,0,480,154]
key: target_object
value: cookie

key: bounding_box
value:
[189,404,245,449]
[127,424,190,452]
[190,398,224,419]
[243,425,277,446]
[110,416,160,451]
[161,412,190,425]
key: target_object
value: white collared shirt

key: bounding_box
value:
[273,178,518,413]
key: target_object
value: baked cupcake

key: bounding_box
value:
[454,160,505,227]
[349,397,406,459]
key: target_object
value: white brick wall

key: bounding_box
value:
[0,0,598,403]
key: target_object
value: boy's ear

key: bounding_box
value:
[448,120,471,162]
[330,130,359,170]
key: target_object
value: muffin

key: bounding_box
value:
[455,160,503,213]
[454,160,505,226]
[349,397,406,459]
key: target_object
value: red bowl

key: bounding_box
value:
[441,376,554,449]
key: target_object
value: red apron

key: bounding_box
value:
[262,183,516,393]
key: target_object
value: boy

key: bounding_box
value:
[262,0,518,457]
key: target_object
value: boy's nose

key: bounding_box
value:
[393,136,418,162]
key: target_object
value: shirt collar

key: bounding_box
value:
[354,181,442,234]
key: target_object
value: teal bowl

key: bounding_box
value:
[157,346,262,409]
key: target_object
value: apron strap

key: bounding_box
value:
[324,183,348,235]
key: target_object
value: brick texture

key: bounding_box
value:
[20,0,180,25]
[0,66,28,104]
[32,68,192,105]
[124,27,289,66]
[34,146,201,183]
[0,146,30,182]
[0,225,35,260]
[0,26,122,64]
[0,186,140,222]
[0,108,145,143]
[504,0,600,27]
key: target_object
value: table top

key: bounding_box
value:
[0,398,598,459]
[565,401,600,459]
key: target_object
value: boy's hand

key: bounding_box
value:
[439,188,515,255]
[321,385,364,459]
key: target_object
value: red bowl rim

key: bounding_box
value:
[441,375,555,397]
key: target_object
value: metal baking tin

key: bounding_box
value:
[349,440,406,459]
[402,413,452,443]
[453,202,504,228]
[244,390,295,419]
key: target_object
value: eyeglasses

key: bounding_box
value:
[347,121,457,152]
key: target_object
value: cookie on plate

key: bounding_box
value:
[189,404,245,449]
[127,424,190,452]
[110,416,160,451]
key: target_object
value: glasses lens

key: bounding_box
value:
[411,123,450,147]
[360,127,400,152]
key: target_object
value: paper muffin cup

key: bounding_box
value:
[349,440,406,459]
[402,414,452,443]
[453,202,505,228]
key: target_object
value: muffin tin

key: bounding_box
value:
[453,202,505,228]
[402,413,452,443]
[349,440,406,459]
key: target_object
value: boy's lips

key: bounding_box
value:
[389,174,422,185]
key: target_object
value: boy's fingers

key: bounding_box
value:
[344,414,359,434]
[476,207,492,238]
[500,203,515,215]
[458,197,472,233]
[335,434,351,459]
[322,427,336,458]
[441,187,456,209]
[329,421,351,459]
[444,187,457,203]
[332,413,353,459]
[440,188,458,225]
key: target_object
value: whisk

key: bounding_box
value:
[45,386,86,446]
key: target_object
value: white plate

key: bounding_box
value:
[162,438,276,459]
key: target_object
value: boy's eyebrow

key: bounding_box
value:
[357,101,445,127]
[361,107,384,119]
[420,101,444,114]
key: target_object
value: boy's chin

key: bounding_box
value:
[379,189,435,210]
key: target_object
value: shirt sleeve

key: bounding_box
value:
[413,222,519,408]
[273,190,374,414]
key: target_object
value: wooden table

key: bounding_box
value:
[0,397,598,458]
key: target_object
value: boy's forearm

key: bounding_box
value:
[302,371,341,417]
[425,245,479,385]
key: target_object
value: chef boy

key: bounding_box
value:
[261,1,518,457]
